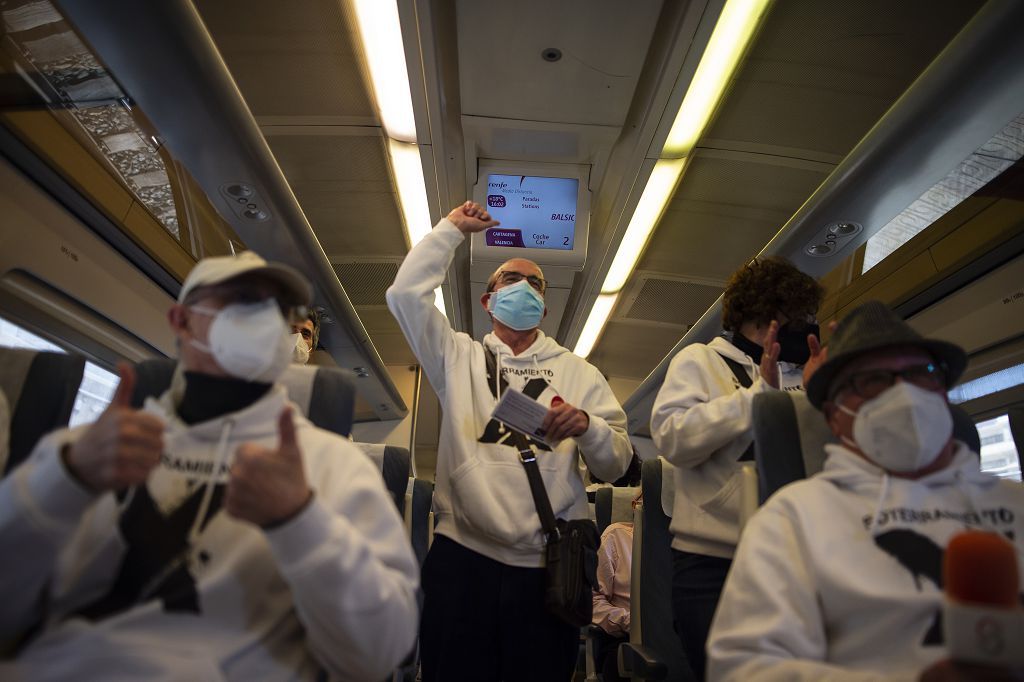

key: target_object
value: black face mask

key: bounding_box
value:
[730,332,764,363]
[777,322,820,365]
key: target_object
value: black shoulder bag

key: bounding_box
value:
[485,349,599,627]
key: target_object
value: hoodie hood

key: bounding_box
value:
[482,330,566,363]
[819,441,992,492]
[145,381,295,444]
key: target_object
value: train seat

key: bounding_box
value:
[129,358,357,437]
[618,457,693,681]
[0,348,84,475]
[594,485,641,537]
[743,391,983,526]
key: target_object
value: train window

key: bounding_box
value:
[0,316,117,427]
[947,362,1024,404]
[975,414,1021,482]
[862,112,1024,273]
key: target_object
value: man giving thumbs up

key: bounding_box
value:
[0,252,419,682]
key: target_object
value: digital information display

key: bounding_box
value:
[482,174,579,251]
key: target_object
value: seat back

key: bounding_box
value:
[595,485,640,536]
[405,477,434,567]
[130,358,357,437]
[355,444,412,515]
[0,348,85,474]
[751,391,833,504]
[752,391,982,503]
[628,457,691,681]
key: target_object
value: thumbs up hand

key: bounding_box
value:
[225,408,312,528]
[64,363,165,492]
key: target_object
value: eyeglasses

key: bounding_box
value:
[496,270,546,293]
[831,362,948,402]
[193,286,307,325]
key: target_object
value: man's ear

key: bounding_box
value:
[167,304,190,339]
[480,291,491,312]
[823,401,843,438]
[543,306,548,320]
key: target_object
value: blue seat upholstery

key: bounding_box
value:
[408,478,434,567]
[618,458,693,681]
[0,348,85,475]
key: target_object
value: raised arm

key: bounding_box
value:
[385,202,499,392]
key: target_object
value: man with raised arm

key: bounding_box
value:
[387,201,633,681]
[0,252,419,681]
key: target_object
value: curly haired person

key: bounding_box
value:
[650,256,825,680]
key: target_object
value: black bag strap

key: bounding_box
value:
[717,352,753,389]
[485,347,560,542]
[717,352,756,462]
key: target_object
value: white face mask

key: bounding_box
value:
[292,332,310,365]
[839,382,953,473]
[189,300,293,382]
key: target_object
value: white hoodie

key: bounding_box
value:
[708,443,1024,682]
[0,384,419,681]
[386,218,633,567]
[650,336,803,558]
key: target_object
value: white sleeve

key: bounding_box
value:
[264,454,420,682]
[707,505,911,682]
[650,349,770,469]
[385,218,465,394]
[0,429,98,637]
[575,366,633,483]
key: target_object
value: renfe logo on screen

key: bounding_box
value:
[482,174,578,250]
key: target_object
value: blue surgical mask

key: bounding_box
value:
[487,279,545,331]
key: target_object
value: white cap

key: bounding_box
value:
[177,251,311,306]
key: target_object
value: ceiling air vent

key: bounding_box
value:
[620,276,723,327]
[332,260,401,306]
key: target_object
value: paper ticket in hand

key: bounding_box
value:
[491,388,552,447]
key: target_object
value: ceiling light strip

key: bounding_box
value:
[352,1,446,316]
[573,0,771,357]
[349,0,417,143]
[573,293,619,359]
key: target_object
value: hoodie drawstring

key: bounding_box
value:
[138,419,235,603]
[866,472,892,536]
[189,418,235,545]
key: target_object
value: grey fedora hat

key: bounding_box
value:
[806,300,967,409]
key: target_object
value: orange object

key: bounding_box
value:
[944,531,1020,608]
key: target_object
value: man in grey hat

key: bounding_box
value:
[0,252,419,681]
[706,300,1024,681]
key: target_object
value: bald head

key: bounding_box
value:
[486,259,546,294]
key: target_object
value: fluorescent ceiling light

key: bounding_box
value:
[350,0,418,142]
[577,0,769,355]
[573,293,618,358]
[662,0,771,158]
[388,139,432,248]
[601,158,685,294]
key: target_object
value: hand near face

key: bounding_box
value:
[447,201,500,234]
[64,363,165,492]
[802,320,838,386]
[542,396,590,443]
[760,320,781,389]
[225,408,313,528]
